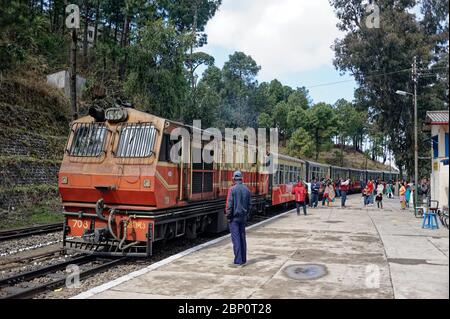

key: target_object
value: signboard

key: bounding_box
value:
[433,161,439,171]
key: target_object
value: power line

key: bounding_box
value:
[307,68,412,89]
[306,66,448,89]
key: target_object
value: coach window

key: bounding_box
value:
[284,166,289,184]
[274,164,279,185]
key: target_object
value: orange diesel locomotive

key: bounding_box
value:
[59,106,270,256]
[59,105,398,257]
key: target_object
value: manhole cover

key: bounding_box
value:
[284,264,328,280]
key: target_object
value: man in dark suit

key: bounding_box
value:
[225,171,252,267]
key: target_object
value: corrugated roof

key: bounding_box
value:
[426,111,448,124]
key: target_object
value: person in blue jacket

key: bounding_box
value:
[225,171,252,267]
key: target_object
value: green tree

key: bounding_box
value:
[124,19,189,119]
[330,0,449,177]
[287,128,314,159]
[257,112,274,129]
[223,51,261,88]
[304,103,338,160]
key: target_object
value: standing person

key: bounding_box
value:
[376,182,384,209]
[225,171,251,267]
[310,178,320,208]
[386,181,393,199]
[340,178,350,208]
[322,179,329,206]
[327,181,336,207]
[304,181,311,207]
[399,182,406,210]
[405,184,411,208]
[292,180,308,216]
[319,178,326,206]
[362,185,369,207]
[335,178,341,198]
[367,179,375,206]
[325,181,336,206]
[409,181,415,207]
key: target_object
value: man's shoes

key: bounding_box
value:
[229,263,246,268]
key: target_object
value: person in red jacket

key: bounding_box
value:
[292,180,308,216]
[367,179,375,206]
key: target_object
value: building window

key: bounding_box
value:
[445,133,449,158]
[432,135,439,159]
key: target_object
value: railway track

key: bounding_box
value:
[0,248,65,272]
[0,254,127,299]
[0,223,64,242]
[0,204,292,299]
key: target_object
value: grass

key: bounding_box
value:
[0,198,63,230]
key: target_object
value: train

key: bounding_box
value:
[58,105,399,257]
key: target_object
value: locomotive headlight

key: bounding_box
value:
[143,179,151,188]
[61,176,68,184]
[105,107,128,123]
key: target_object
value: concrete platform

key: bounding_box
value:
[74,195,449,299]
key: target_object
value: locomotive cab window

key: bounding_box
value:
[69,123,107,157]
[116,123,157,158]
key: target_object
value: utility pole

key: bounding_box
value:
[190,2,198,91]
[70,28,78,120]
[412,56,419,212]
[66,4,80,121]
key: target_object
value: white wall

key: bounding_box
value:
[430,125,449,208]
[46,70,86,99]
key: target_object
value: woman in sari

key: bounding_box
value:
[405,184,411,208]
[325,182,335,207]
[399,183,406,210]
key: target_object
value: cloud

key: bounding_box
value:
[203,0,343,80]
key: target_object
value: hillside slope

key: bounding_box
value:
[280,145,393,171]
[316,146,393,171]
[0,74,70,229]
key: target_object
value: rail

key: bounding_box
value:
[0,223,64,242]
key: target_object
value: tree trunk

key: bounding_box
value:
[70,29,78,120]
[93,0,100,47]
[118,14,129,81]
[315,129,319,161]
[61,0,68,36]
[83,0,90,69]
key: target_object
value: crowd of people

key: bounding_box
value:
[290,176,432,212]
[398,178,430,210]
[226,170,432,267]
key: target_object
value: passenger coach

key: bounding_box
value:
[58,105,398,257]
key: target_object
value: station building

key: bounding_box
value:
[424,110,449,209]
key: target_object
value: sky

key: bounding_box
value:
[200,0,357,105]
